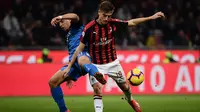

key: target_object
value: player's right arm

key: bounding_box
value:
[51,13,80,26]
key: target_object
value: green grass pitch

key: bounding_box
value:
[0,95,200,112]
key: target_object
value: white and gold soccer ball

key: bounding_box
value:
[127,68,144,86]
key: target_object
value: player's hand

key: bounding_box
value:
[51,16,62,27]
[63,67,70,78]
[151,11,165,20]
[66,80,73,89]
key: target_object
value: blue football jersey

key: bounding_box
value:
[66,22,87,61]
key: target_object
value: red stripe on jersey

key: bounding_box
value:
[89,30,93,60]
[85,20,95,30]
[112,25,117,59]
[101,27,107,64]
[94,25,101,64]
[80,20,95,41]
[107,23,113,62]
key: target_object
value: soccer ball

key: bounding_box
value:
[127,68,144,86]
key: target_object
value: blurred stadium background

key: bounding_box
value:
[0,0,200,112]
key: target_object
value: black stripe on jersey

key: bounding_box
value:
[107,23,113,62]
[98,25,103,64]
[104,25,110,63]
[110,24,115,61]
[92,26,97,64]
[94,25,101,64]
[88,28,92,62]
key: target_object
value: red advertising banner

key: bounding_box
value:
[0,63,200,96]
[0,50,199,64]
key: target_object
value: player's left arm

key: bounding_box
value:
[51,13,80,26]
[128,11,165,27]
[60,13,80,22]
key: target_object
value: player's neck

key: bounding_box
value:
[96,18,103,25]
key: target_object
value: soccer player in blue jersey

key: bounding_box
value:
[48,13,106,112]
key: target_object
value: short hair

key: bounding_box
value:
[99,1,115,13]
[101,0,112,2]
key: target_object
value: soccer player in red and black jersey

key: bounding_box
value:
[64,1,165,112]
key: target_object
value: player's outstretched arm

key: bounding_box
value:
[63,42,86,77]
[51,13,80,26]
[128,11,165,27]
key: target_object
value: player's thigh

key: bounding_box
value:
[77,52,92,67]
[94,61,126,84]
[78,56,90,65]
[108,64,126,84]
[64,64,82,81]
[59,75,74,85]
[108,64,130,91]
[49,70,65,87]
[49,65,82,87]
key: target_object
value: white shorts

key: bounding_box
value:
[89,59,126,85]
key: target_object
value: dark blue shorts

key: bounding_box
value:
[60,52,91,81]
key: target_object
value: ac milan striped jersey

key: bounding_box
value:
[81,18,128,64]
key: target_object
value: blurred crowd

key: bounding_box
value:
[0,0,200,49]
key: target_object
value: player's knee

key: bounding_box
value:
[78,56,90,66]
[92,83,102,95]
[48,78,58,88]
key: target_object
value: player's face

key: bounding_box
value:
[59,19,71,31]
[98,10,113,24]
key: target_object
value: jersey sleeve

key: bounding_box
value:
[110,18,128,29]
[80,27,90,44]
